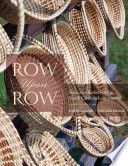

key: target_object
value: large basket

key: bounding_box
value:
[0,107,35,165]
[95,0,125,40]
[25,131,78,165]
[0,0,24,73]
[97,100,128,127]
[69,0,107,57]
[0,0,71,24]
[42,20,91,100]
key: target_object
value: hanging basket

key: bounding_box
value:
[89,53,122,98]
[69,0,107,57]
[25,131,78,165]
[0,107,35,165]
[95,0,125,40]
[78,117,113,157]
[0,0,71,24]
[0,0,24,73]
[42,20,91,100]
[97,100,128,127]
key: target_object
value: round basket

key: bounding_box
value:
[0,0,71,24]
[25,131,78,165]
[0,107,35,165]
[42,20,91,100]
[0,0,24,73]
[5,45,84,135]
[69,0,107,57]
[95,0,125,40]
[78,117,114,157]
[97,100,128,127]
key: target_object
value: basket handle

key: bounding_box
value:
[113,25,124,40]
[0,0,24,73]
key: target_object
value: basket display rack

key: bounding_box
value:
[2,1,117,166]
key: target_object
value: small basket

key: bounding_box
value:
[0,0,71,24]
[78,117,114,157]
[97,100,128,127]
[0,0,24,73]
[42,20,91,99]
[25,131,78,165]
[0,107,35,165]
[69,0,107,57]
[95,0,125,40]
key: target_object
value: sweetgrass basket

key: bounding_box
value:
[25,131,78,165]
[0,0,24,73]
[42,20,91,100]
[0,0,71,24]
[69,0,107,57]
[0,107,35,166]
[95,0,125,40]
[97,100,128,127]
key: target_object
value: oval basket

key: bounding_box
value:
[95,0,125,40]
[0,107,35,166]
[97,100,128,127]
[78,117,114,157]
[69,0,107,57]
[25,131,78,165]
[0,0,71,24]
[42,21,91,100]
[0,0,24,73]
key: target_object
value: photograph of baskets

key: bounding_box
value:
[0,0,127,165]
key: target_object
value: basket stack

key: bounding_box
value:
[0,0,127,163]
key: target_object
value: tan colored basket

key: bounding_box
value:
[97,100,128,127]
[0,0,71,24]
[42,20,91,100]
[0,107,35,165]
[95,0,125,40]
[69,0,107,57]
[0,0,24,73]
[89,53,122,98]
[25,131,78,165]
[77,117,114,157]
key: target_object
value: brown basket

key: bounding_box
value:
[69,0,107,57]
[42,20,91,100]
[0,0,24,73]
[78,117,114,157]
[25,131,78,165]
[0,107,35,165]
[0,0,71,24]
[97,100,128,127]
[95,0,125,40]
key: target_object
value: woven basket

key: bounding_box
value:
[95,0,125,40]
[42,20,91,99]
[78,117,113,157]
[69,0,107,57]
[97,100,128,127]
[25,131,78,165]
[0,0,71,24]
[89,53,122,98]
[0,107,35,165]
[0,0,24,73]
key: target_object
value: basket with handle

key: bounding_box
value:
[0,0,24,73]
[42,20,91,100]
[0,107,35,166]
[69,0,107,57]
[0,0,71,24]
[97,100,128,127]
[89,53,128,126]
[25,131,78,165]
[95,0,125,40]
